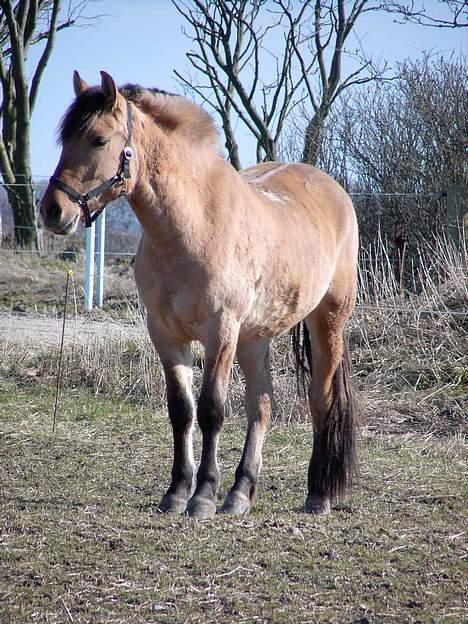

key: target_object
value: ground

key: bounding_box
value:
[0,380,466,623]
[0,311,143,346]
[0,251,466,623]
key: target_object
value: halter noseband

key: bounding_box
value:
[50,101,134,228]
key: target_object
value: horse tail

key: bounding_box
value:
[290,321,358,503]
[290,321,313,397]
[311,337,358,502]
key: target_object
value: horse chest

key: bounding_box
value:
[135,263,239,341]
[137,277,202,334]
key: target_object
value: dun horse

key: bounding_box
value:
[41,72,359,519]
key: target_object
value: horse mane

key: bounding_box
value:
[59,83,220,153]
[59,87,108,143]
[122,84,220,152]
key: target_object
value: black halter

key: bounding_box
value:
[50,101,134,228]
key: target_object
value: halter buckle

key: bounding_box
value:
[123,146,133,178]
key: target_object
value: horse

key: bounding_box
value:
[41,71,359,519]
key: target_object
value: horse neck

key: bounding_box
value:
[127,110,216,250]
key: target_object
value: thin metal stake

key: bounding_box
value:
[52,268,73,434]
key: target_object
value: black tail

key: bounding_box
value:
[290,321,358,502]
[290,321,313,397]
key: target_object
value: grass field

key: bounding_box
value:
[1,378,466,624]
[0,241,467,623]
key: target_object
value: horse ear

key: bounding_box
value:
[73,70,89,97]
[100,71,117,109]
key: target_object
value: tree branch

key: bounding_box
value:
[382,0,467,28]
[29,0,61,112]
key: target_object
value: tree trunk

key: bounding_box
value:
[227,140,241,171]
[222,116,242,171]
[302,111,326,166]
[256,136,277,164]
[6,175,43,250]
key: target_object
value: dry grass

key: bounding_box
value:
[0,251,137,316]
[1,234,466,433]
[0,379,466,624]
[0,234,467,622]
[351,234,467,436]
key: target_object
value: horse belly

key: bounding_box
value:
[239,280,325,340]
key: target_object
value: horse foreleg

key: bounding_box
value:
[147,322,195,514]
[159,361,196,513]
[187,323,239,519]
[220,339,272,515]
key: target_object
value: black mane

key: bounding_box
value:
[119,83,178,101]
[59,87,108,143]
[59,83,177,144]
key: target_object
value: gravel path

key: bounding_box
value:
[0,312,147,347]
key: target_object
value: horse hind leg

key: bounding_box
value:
[220,338,273,515]
[301,294,358,514]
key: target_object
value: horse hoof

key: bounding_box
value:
[186,496,217,520]
[304,495,331,515]
[220,491,251,515]
[157,494,188,514]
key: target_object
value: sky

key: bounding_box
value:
[27,0,466,179]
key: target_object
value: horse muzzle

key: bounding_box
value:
[40,195,81,235]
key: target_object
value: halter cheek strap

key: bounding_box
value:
[50,101,134,228]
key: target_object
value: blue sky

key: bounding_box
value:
[28,0,466,178]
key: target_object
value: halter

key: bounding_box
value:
[50,101,134,228]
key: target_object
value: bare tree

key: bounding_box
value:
[325,53,466,193]
[383,0,467,28]
[285,0,390,165]
[0,1,95,249]
[173,0,390,168]
[318,53,467,247]
[173,0,312,167]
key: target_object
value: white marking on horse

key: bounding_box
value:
[256,188,284,203]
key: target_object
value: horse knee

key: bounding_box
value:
[197,385,225,433]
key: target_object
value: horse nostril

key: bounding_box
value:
[46,200,62,223]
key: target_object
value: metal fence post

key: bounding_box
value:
[84,221,95,311]
[96,210,106,307]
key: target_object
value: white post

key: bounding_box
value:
[95,210,106,307]
[84,222,95,311]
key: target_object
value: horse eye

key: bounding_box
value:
[92,136,109,148]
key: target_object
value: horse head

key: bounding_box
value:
[41,71,134,234]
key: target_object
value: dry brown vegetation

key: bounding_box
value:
[2,233,465,433]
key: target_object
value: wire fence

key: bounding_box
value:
[1,183,466,315]
[0,248,136,256]
[0,249,465,318]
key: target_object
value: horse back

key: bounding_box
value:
[240,161,358,275]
